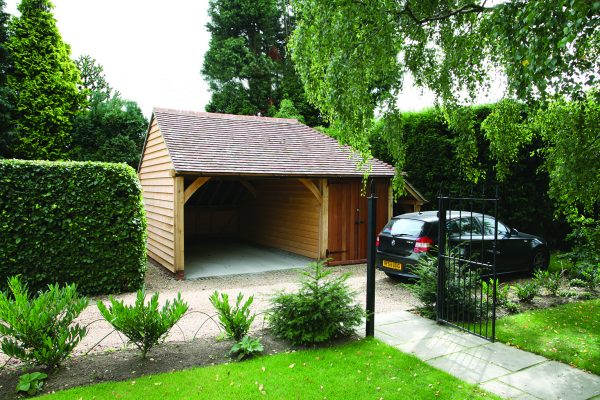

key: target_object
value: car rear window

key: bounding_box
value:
[382,218,425,237]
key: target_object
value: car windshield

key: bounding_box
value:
[382,218,425,237]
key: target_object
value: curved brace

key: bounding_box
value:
[184,177,211,204]
[298,178,322,204]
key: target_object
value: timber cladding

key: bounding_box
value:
[240,179,320,258]
[138,119,176,272]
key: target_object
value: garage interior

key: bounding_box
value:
[183,177,319,278]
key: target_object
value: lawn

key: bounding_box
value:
[496,299,600,374]
[39,339,497,400]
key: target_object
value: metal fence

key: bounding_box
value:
[437,194,498,341]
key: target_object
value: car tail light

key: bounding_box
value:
[376,235,380,249]
[414,236,433,253]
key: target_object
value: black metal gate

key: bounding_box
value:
[437,194,498,341]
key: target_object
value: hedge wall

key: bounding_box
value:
[370,106,570,248]
[0,160,147,295]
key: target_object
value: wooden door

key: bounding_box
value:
[327,179,389,264]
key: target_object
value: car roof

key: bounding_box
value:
[392,210,492,223]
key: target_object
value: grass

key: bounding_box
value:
[496,299,600,374]
[39,339,498,400]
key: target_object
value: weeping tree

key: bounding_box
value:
[289,0,599,220]
[6,0,86,160]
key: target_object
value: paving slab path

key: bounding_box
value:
[371,310,600,400]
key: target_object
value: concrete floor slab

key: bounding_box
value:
[464,342,546,372]
[184,240,313,279]
[375,318,440,344]
[497,361,600,400]
[427,351,512,384]
[395,335,468,360]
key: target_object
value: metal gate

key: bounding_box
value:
[437,194,498,341]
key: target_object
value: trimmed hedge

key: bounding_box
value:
[0,159,147,295]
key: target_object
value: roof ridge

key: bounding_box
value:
[153,107,300,125]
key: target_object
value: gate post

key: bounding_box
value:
[437,195,447,323]
[366,180,377,337]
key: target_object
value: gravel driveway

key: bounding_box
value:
[1,262,420,364]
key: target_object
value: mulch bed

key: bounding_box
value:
[0,330,301,399]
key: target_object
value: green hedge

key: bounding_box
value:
[370,106,570,248]
[0,160,147,295]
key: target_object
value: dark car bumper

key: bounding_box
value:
[376,250,423,279]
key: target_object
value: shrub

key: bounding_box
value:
[268,260,364,345]
[504,301,521,314]
[229,336,264,361]
[404,253,483,321]
[0,159,147,295]
[558,289,579,298]
[16,372,47,396]
[514,281,539,303]
[97,288,188,358]
[533,269,563,296]
[481,279,510,306]
[569,278,587,288]
[0,276,89,369]
[209,292,255,341]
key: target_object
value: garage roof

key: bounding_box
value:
[152,108,396,178]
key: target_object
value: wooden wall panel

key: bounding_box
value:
[241,179,320,258]
[138,118,176,272]
[185,207,238,237]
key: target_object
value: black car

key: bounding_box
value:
[376,211,550,279]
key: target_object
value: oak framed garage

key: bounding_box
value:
[138,109,424,278]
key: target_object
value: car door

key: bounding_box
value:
[478,216,530,273]
[446,216,486,269]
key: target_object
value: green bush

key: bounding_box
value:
[0,159,147,295]
[514,281,539,303]
[16,372,47,396]
[97,288,188,358]
[533,269,563,295]
[404,253,483,321]
[0,276,89,369]
[229,336,264,361]
[209,291,256,341]
[268,260,364,345]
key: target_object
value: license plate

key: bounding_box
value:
[383,260,403,270]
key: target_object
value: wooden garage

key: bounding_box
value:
[138,108,424,277]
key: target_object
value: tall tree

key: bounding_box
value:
[71,56,147,168]
[0,0,13,158]
[7,0,86,160]
[289,0,599,215]
[202,0,322,125]
[75,55,114,103]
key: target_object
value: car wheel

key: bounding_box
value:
[532,249,549,271]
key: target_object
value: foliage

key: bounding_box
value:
[16,372,48,396]
[70,94,147,168]
[202,0,322,125]
[368,106,569,247]
[268,260,364,345]
[290,0,598,250]
[569,278,587,288]
[209,291,256,341]
[0,276,88,369]
[6,0,86,160]
[0,0,14,158]
[533,269,563,296]
[503,301,520,315]
[514,281,539,303]
[229,336,263,361]
[97,288,189,358]
[36,339,497,400]
[74,54,114,102]
[274,98,305,123]
[0,159,147,295]
[481,279,509,306]
[404,252,483,321]
[496,299,600,374]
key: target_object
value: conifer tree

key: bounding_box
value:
[7,0,86,160]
